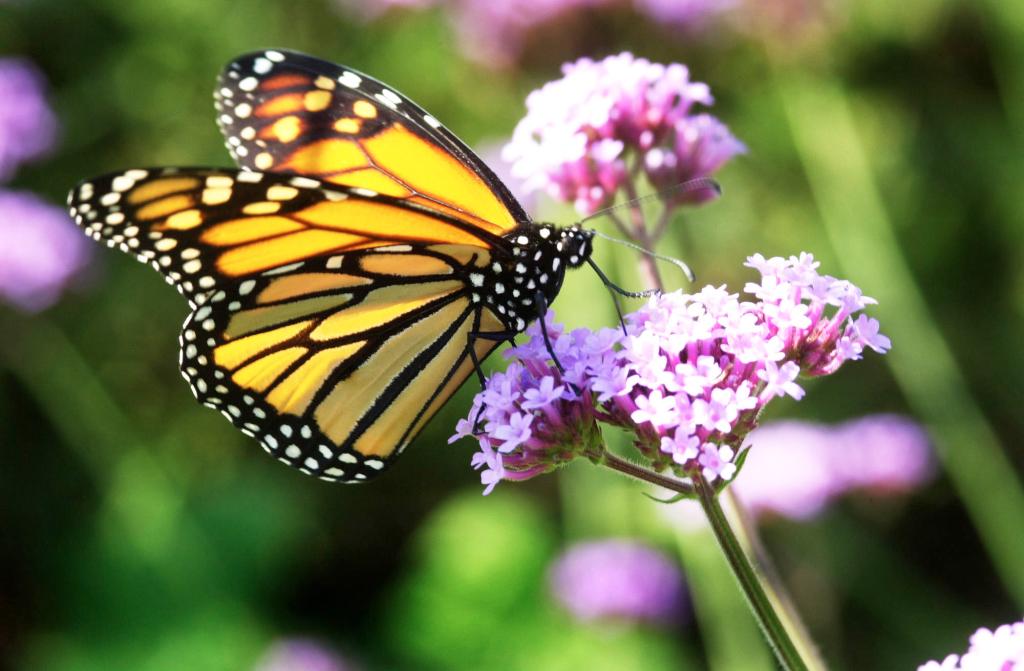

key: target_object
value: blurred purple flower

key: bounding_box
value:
[0,57,58,181]
[0,190,91,312]
[918,618,1024,670]
[453,253,889,493]
[503,52,743,215]
[734,415,933,521]
[549,539,685,623]
[831,414,934,493]
[451,0,612,68]
[253,639,356,671]
[634,0,735,27]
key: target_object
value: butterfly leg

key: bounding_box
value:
[533,291,568,375]
[467,328,517,432]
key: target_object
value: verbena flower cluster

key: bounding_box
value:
[548,539,685,623]
[0,57,57,181]
[918,618,1024,671]
[452,253,890,494]
[732,415,931,520]
[503,52,745,215]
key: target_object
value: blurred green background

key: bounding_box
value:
[2,0,1023,669]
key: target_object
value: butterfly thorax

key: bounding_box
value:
[473,223,594,332]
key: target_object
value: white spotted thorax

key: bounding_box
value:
[477,224,594,332]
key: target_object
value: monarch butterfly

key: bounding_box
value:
[67,50,594,483]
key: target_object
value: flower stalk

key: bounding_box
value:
[598,448,815,671]
[693,472,811,671]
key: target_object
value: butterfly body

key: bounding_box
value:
[68,50,592,482]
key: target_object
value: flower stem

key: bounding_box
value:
[693,473,811,671]
[723,490,828,671]
[621,175,665,291]
[601,450,695,496]
[598,452,815,670]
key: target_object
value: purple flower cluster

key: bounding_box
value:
[549,539,685,623]
[452,253,890,494]
[918,618,1024,670]
[503,52,744,215]
[0,58,58,181]
[0,190,92,312]
[733,415,933,520]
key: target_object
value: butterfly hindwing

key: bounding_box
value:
[68,167,508,304]
[214,49,526,236]
[180,246,506,481]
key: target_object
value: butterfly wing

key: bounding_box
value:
[69,167,514,480]
[68,167,509,305]
[213,49,527,236]
[181,245,505,482]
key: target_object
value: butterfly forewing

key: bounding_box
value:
[68,168,507,304]
[214,50,527,236]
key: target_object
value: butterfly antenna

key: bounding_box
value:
[577,177,722,226]
[591,231,695,283]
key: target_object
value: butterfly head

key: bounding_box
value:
[557,224,595,269]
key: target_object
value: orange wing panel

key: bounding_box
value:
[361,124,515,233]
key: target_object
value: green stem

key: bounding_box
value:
[597,451,812,671]
[601,450,695,496]
[694,474,811,671]
[723,490,827,671]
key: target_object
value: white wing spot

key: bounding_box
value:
[111,176,135,192]
[338,71,361,89]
